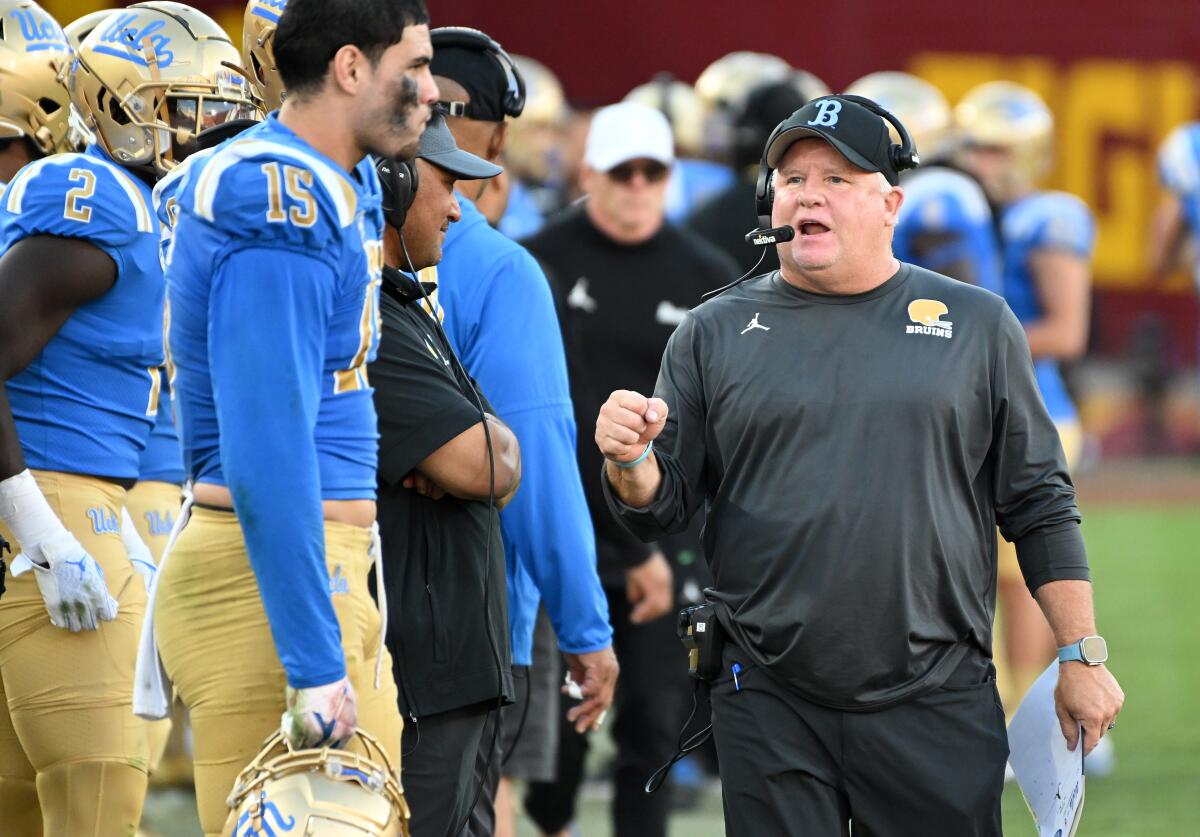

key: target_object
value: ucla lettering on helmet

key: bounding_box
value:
[70,2,262,177]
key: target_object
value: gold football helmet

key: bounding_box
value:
[71,1,261,177]
[222,729,410,837]
[694,51,792,114]
[243,0,286,111]
[955,80,1054,188]
[0,0,74,156]
[624,75,703,157]
[63,8,118,151]
[846,71,953,163]
[505,54,567,183]
[63,8,118,48]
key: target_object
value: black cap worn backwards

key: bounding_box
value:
[430,44,511,122]
[765,95,902,185]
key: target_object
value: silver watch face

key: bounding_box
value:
[1081,635,1108,664]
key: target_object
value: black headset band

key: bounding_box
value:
[430,27,526,119]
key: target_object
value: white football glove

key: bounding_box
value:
[10,532,119,632]
[281,676,357,750]
[121,507,156,591]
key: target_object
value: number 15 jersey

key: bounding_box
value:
[166,114,384,501]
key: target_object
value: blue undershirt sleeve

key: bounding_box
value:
[208,246,345,689]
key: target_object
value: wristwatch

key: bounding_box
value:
[1057,635,1108,665]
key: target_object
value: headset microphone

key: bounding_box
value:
[745,225,795,247]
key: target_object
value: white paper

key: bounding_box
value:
[1007,663,1085,837]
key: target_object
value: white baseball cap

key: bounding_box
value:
[584,101,675,172]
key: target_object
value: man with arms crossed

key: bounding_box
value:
[155,1,437,832]
[598,96,1124,835]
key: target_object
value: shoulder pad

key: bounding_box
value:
[1009,191,1095,256]
[2,152,155,250]
[153,148,218,229]
[903,168,993,230]
[182,137,360,249]
[1158,122,1200,194]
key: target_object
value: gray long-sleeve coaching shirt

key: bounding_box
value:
[604,263,1089,711]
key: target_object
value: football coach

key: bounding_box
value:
[595,95,1124,835]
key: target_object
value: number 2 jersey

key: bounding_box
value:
[165,114,384,685]
[1,143,162,479]
[997,191,1096,424]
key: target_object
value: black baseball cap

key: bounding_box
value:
[764,95,902,185]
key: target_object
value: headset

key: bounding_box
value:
[430,26,526,119]
[753,93,920,229]
[702,94,920,302]
[374,154,419,231]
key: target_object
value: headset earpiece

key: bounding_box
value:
[430,27,526,118]
[839,93,920,173]
[374,155,419,231]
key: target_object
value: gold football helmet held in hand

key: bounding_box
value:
[223,728,410,837]
[0,0,74,156]
[71,1,261,177]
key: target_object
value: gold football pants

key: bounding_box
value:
[0,470,149,837]
[155,507,402,836]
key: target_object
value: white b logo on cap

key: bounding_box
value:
[807,99,842,128]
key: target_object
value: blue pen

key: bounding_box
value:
[732,663,743,692]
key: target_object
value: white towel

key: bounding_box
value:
[132,490,193,720]
[369,521,387,690]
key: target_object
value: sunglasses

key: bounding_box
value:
[607,161,670,184]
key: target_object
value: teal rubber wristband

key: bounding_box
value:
[612,441,653,470]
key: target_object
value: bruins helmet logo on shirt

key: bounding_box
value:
[222,729,411,837]
[0,0,74,156]
[70,1,262,177]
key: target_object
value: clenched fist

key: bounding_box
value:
[595,390,669,464]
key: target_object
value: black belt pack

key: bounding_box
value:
[677,601,725,681]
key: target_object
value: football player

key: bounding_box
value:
[846,72,1002,295]
[0,3,256,833]
[1151,121,1200,362]
[957,81,1094,711]
[155,0,437,831]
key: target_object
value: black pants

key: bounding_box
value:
[711,645,1008,837]
[402,700,500,837]
[525,585,690,837]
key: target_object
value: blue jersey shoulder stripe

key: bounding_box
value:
[191,138,358,228]
[4,153,154,233]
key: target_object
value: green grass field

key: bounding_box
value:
[144,499,1200,836]
[508,505,1200,837]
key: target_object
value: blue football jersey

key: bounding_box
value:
[168,118,382,497]
[1157,123,1200,278]
[1,144,162,479]
[166,114,383,686]
[999,191,1096,423]
[895,165,1003,297]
